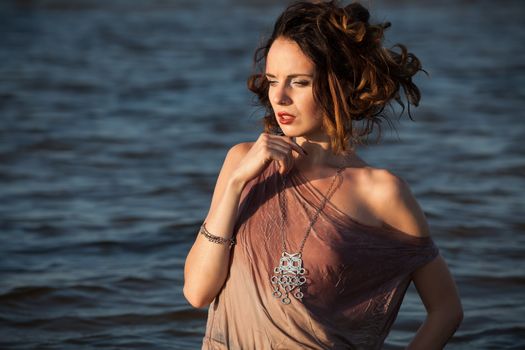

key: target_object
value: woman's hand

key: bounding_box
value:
[184,135,306,308]
[232,133,307,183]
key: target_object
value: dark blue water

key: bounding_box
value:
[1,0,524,349]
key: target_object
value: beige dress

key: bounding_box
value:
[202,161,439,350]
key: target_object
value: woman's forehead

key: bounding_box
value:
[265,38,315,75]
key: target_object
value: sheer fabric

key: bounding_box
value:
[202,162,439,350]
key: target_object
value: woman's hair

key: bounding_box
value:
[247,0,424,154]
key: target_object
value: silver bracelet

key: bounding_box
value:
[199,223,236,248]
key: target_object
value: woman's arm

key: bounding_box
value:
[370,170,463,348]
[183,134,305,308]
[183,142,251,308]
[407,256,463,350]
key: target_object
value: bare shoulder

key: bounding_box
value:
[216,141,255,178]
[360,167,430,238]
[226,142,254,162]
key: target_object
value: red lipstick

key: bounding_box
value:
[277,112,296,125]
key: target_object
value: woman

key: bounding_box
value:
[184,1,463,349]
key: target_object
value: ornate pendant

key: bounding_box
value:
[270,252,307,304]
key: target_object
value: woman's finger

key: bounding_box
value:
[265,145,293,175]
[266,142,292,156]
[279,136,307,156]
[265,133,307,156]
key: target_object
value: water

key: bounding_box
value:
[1,0,524,349]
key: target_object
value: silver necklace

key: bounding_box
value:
[270,166,344,305]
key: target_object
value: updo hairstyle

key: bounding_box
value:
[247,0,424,153]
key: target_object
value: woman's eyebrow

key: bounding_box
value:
[265,73,313,78]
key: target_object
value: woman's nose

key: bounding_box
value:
[272,85,292,105]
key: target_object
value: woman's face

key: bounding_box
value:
[265,37,325,140]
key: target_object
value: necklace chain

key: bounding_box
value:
[270,166,344,305]
[278,167,344,254]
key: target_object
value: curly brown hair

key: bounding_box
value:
[247,0,424,154]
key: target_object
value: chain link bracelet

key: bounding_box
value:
[199,223,236,249]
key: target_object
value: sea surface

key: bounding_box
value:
[1,0,524,349]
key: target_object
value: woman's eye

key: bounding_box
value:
[268,80,278,86]
[292,80,310,86]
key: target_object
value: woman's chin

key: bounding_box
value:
[279,126,302,137]
[281,128,322,140]
[281,131,302,138]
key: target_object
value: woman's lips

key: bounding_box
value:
[277,112,296,124]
